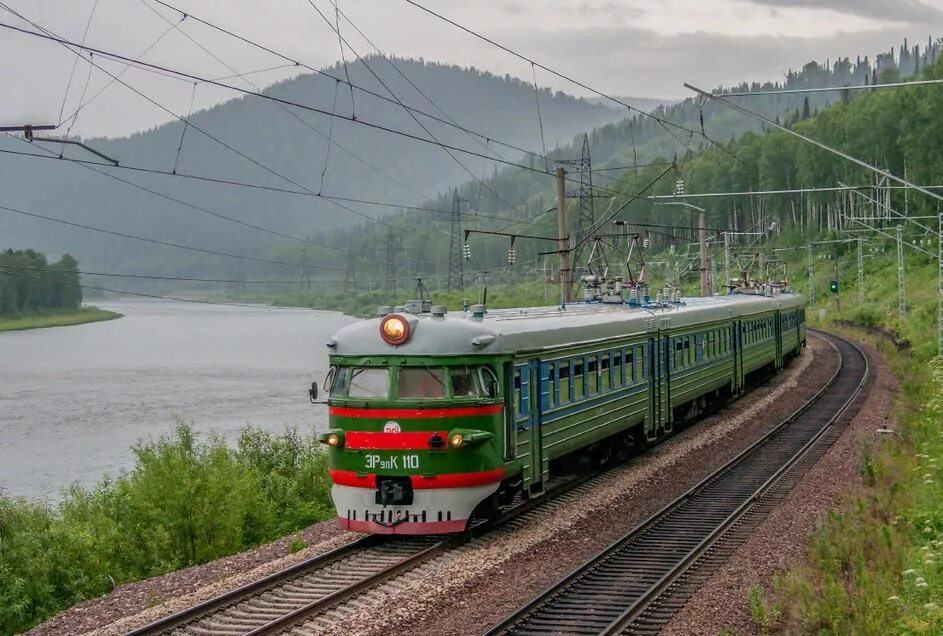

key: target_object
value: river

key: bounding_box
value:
[0,299,353,499]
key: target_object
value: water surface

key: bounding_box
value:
[0,299,353,498]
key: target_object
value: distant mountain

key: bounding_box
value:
[0,56,626,276]
[585,95,677,113]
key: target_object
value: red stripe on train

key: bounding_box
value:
[330,468,504,489]
[345,431,447,450]
[329,404,503,419]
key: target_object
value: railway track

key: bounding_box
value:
[486,332,869,636]
[127,535,445,636]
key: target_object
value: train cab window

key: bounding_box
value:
[346,368,390,399]
[450,367,479,397]
[330,366,348,397]
[397,367,446,399]
[478,366,499,398]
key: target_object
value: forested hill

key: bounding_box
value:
[309,38,942,287]
[0,56,630,275]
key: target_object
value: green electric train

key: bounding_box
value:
[314,291,805,534]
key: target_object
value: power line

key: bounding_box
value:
[720,77,943,97]
[0,7,388,228]
[0,199,342,271]
[303,0,531,217]
[137,0,426,202]
[401,0,708,143]
[0,20,609,187]
[153,0,559,166]
[1,135,342,252]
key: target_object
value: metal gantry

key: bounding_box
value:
[447,191,464,291]
[857,238,864,307]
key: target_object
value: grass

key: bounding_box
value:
[0,306,122,332]
[0,424,334,635]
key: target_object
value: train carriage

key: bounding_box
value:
[316,292,805,534]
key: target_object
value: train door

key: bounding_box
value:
[732,321,743,394]
[646,337,658,442]
[647,334,670,440]
[512,361,544,494]
[774,311,783,368]
[661,334,672,434]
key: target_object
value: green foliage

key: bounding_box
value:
[0,306,119,332]
[0,249,82,317]
[0,424,333,635]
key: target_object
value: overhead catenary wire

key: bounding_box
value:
[0,142,522,224]
[1,134,343,252]
[0,18,626,200]
[303,0,532,217]
[152,0,563,167]
[136,0,427,204]
[400,0,709,151]
[0,199,342,272]
[0,6,390,229]
[56,0,99,126]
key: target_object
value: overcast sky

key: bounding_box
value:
[1,0,941,139]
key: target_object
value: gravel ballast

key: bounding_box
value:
[28,335,868,636]
[661,336,895,635]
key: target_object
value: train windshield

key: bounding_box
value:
[345,368,390,399]
[397,367,447,399]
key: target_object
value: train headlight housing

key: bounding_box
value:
[318,430,345,448]
[380,314,410,345]
[447,428,493,449]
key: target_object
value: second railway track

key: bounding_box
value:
[487,331,869,636]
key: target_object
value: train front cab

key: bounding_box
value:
[321,357,507,534]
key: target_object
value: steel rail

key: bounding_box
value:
[125,534,442,635]
[486,331,868,635]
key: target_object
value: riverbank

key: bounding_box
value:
[0,306,122,332]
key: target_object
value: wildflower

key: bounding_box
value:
[925,474,933,479]
[904,569,918,576]
[926,602,939,611]
[923,546,932,552]
[925,526,935,534]
[926,559,936,565]
[925,479,935,485]
[888,595,900,602]
[916,580,929,589]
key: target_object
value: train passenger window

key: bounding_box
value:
[558,361,571,404]
[599,355,610,393]
[625,350,634,384]
[397,367,446,399]
[587,357,598,395]
[450,367,479,397]
[347,368,390,399]
[478,366,499,398]
[613,351,623,386]
[573,360,585,399]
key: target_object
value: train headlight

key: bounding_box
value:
[446,429,494,449]
[318,430,345,448]
[380,314,410,345]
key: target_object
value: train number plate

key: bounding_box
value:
[365,453,420,470]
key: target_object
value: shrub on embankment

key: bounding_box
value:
[0,424,333,635]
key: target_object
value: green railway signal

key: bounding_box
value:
[829,279,839,293]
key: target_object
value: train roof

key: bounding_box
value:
[327,292,804,358]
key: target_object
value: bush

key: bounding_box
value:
[0,424,333,635]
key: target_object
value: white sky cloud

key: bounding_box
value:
[0,0,939,138]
